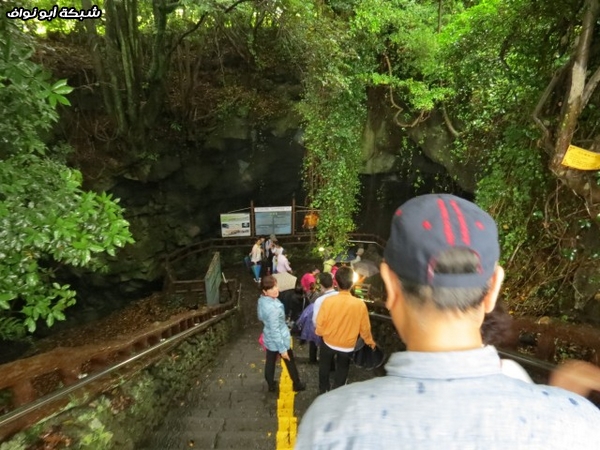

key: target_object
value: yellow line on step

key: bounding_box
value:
[275,353,298,449]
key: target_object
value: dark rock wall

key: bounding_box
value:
[56,82,463,318]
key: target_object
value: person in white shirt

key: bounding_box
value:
[272,241,283,274]
[275,249,292,274]
[249,237,264,282]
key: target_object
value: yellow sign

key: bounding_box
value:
[562,144,600,170]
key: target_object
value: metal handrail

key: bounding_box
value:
[0,285,242,435]
[0,309,236,429]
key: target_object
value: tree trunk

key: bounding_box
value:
[548,0,600,219]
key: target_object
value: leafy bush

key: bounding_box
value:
[0,17,134,335]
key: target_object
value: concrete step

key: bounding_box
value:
[152,415,276,433]
[139,430,274,450]
[140,422,276,450]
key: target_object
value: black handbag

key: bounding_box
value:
[353,337,384,370]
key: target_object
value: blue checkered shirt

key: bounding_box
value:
[296,346,600,449]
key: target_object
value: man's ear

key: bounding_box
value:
[380,262,402,311]
[482,265,505,313]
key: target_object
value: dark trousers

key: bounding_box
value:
[309,341,318,363]
[264,348,302,389]
[318,343,352,393]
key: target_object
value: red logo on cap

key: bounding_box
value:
[450,200,470,245]
[437,199,472,246]
[437,199,455,245]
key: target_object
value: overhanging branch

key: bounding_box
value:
[532,63,568,154]
[384,54,427,128]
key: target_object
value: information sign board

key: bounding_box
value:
[220,213,251,237]
[254,206,292,236]
[562,144,600,170]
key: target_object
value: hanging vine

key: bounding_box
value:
[297,9,368,255]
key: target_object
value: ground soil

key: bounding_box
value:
[22,292,190,357]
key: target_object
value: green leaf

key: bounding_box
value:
[25,318,36,333]
[0,292,16,305]
[56,95,71,106]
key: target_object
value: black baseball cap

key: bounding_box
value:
[384,194,499,288]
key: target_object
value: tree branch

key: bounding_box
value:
[168,13,209,58]
[221,0,254,14]
[168,0,254,58]
[583,65,600,107]
[551,0,599,169]
[393,109,428,128]
[384,53,427,128]
[442,104,461,138]
[532,62,568,154]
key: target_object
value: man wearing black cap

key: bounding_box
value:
[296,194,600,449]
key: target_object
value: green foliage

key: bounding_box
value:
[0,16,134,335]
[353,0,450,110]
[0,316,26,340]
[298,8,367,254]
[0,154,134,333]
[437,1,551,239]
[0,20,72,157]
[475,126,548,264]
[3,0,595,320]
[433,0,594,315]
[76,403,114,449]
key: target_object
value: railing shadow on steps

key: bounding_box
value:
[0,280,242,441]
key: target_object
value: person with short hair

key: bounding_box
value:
[300,265,320,297]
[311,272,338,327]
[296,194,600,449]
[295,297,322,365]
[349,247,364,267]
[257,275,305,393]
[262,234,276,276]
[271,240,283,274]
[315,266,376,394]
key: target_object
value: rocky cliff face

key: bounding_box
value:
[55,86,465,319]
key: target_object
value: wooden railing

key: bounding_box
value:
[162,232,386,306]
[0,281,241,441]
[509,318,600,365]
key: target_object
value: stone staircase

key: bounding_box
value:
[136,279,380,450]
[137,323,290,449]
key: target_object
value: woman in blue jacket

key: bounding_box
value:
[257,275,306,393]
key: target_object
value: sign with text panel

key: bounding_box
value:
[254,206,292,236]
